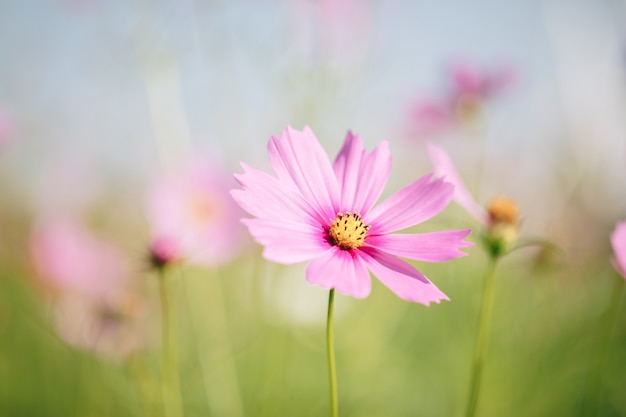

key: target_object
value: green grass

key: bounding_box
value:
[1,242,625,417]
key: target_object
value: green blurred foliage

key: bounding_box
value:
[1,227,625,417]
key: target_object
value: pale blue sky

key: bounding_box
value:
[1,0,625,221]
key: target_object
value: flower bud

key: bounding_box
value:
[483,196,519,257]
[148,237,180,270]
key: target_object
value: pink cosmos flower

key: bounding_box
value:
[231,126,473,305]
[449,61,516,101]
[611,221,626,279]
[30,218,128,299]
[147,157,245,267]
[407,60,515,139]
[30,217,144,359]
[51,290,146,360]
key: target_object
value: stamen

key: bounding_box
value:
[327,212,370,250]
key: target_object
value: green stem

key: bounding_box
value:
[158,268,184,417]
[327,289,338,417]
[129,356,161,417]
[583,275,624,417]
[183,267,245,417]
[466,256,499,417]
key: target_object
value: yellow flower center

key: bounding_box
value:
[327,212,370,251]
[487,196,518,226]
[189,193,218,225]
[485,196,519,248]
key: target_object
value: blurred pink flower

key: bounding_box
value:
[407,60,515,139]
[30,217,144,359]
[52,290,145,360]
[611,221,626,279]
[232,126,472,305]
[147,157,245,267]
[148,236,180,269]
[449,61,516,101]
[30,218,127,299]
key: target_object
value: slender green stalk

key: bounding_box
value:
[129,356,161,417]
[183,267,245,417]
[158,268,184,417]
[583,275,624,417]
[327,289,338,417]
[466,256,499,417]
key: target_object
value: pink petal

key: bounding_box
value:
[366,229,473,262]
[366,174,453,234]
[426,142,489,224]
[484,65,516,97]
[359,247,449,305]
[30,218,127,299]
[450,61,485,97]
[333,131,391,215]
[242,218,330,264]
[147,157,245,267]
[611,221,626,279]
[268,126,339,223]
[232,162,318,224]
[306,248,371,298]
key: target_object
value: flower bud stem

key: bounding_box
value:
[583,275,624,416]
[158,268,184,417]
[466,255,499,417]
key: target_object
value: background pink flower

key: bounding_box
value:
[30,217,127,299]
[449,60,516,100]
[29,217,144,358]
[611,221,626,279]
[51,290,145,360]
[407,60,516,139]
[147,157,245,267]
[232,126,472,305]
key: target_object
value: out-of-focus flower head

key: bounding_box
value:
[29,217,145,359]
[147,156,245,268]
[148,236,180,270]
[407,60,516,139]
[232,126,472,305]
[52,290,145,361]
[30,218,127,298]
[611,221,626,279]
[427,142,519,257]
[449,61,516,125]
[449,61,516,101]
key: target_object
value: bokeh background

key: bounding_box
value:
[2,0,626,416]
